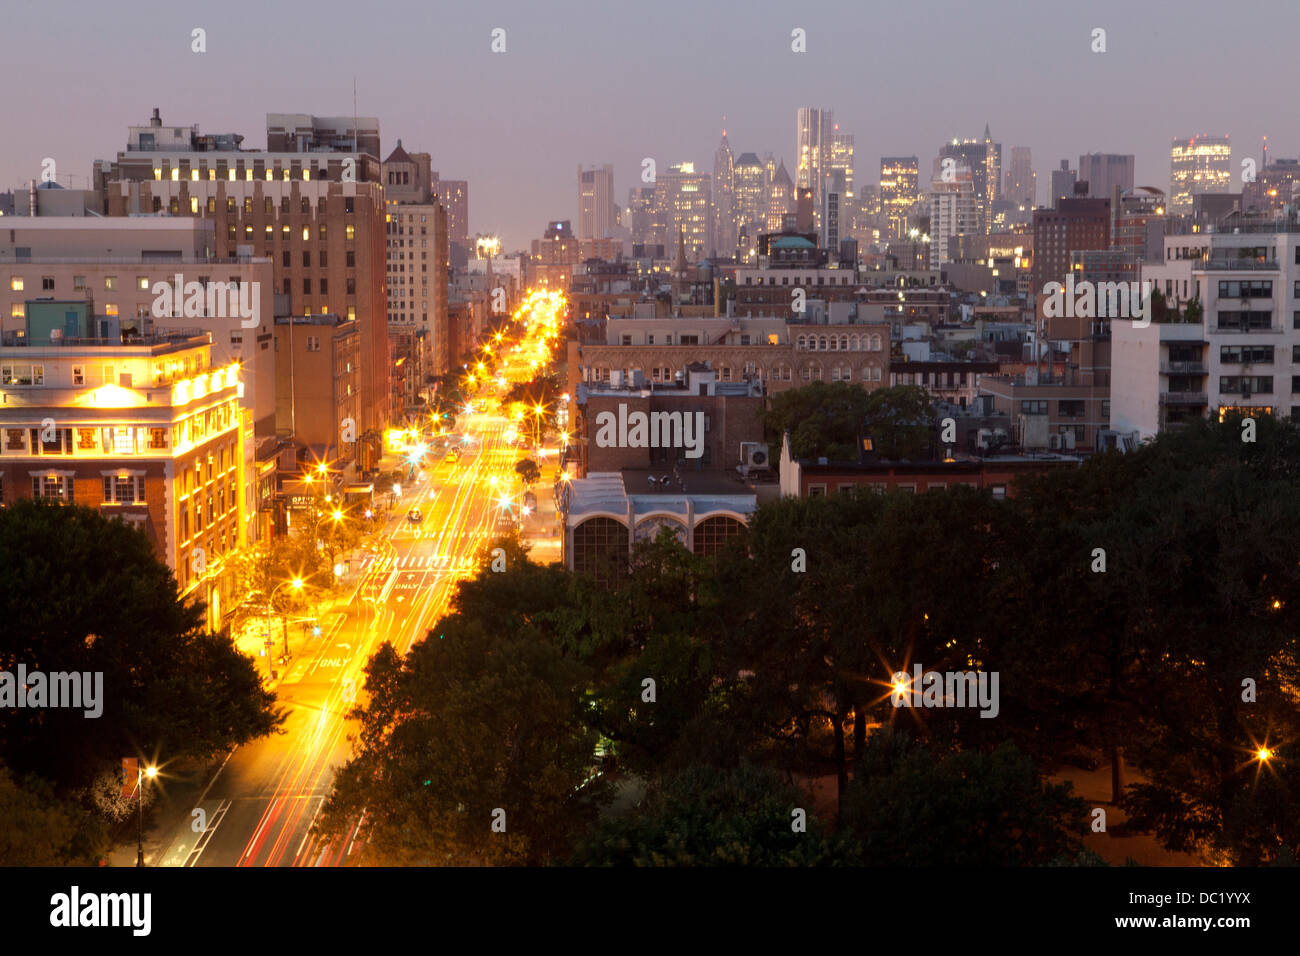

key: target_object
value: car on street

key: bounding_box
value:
[407,508,423,524]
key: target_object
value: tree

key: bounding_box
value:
[570,763,854,866]
[514,458,541,486]
[318,552,603,865]
[840,732,1089,865]
[762,381,873,460]
[1000,417,1300,863]
[0,763,106,865]
[0,499,284,791]
[861,384,936,459]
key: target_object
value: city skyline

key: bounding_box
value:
[4,0,1297,249]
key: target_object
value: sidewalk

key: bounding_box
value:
[518,462,564,565]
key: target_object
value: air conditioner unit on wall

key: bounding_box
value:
[740,442,770,469]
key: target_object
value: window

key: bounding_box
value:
[32,475,73,502]
[1219,376,1273,395]
[9,277,22,291]
[303,278,312,294]
[1220,345,1274,364]
[346,251,355,268]
[1058,400,1085,417]
[990,485,1008,500]
[72,365,84,385]
[346,225,355,240]
[1215,311,1272,331]
[1217,280,1272,299]
[42,276,54,291]
[103,475,145,504]
[105,276,117,290]
[808,484,827,497]
[306,336,321,352]
[1020,400,1048,415]
[77,429,96,450]
[2,364,44,385]
[4,429,23,451]
[73,276,85,290]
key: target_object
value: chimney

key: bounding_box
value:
[151,108,162,128]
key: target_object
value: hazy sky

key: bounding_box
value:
[6,0,1297,250]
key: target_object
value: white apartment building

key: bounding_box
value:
[1113,226,1300,437]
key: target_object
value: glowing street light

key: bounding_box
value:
[135,762,159,866]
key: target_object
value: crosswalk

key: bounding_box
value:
[360,553,483,572]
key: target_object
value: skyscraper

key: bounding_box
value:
[1005,147,1036,208]
[732,152,767,256]
[938,128,998,234]
[766,159,795,233]
[827,127,854,199]
[880,156,920,240]
[1078,153,1135,200]
[712,131,736,257]
[657,162,712,260]
[796,107,833,211]
[929,161,977,268]
[1169,136,1232,214]
[1050,160,1078,208]
[578,164,615,239]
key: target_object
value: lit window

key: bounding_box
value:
[9,277,21,291]
[138,276,149,290]
[346,225,355,240]
[153,168,162,181]
[170,167,179,181]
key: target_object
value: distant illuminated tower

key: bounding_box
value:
[577,164,615,239]
[1005,147,1036,208]
[827,126,854,199]
[795,107,833,211]
[732,152,767,257]
[712,128,736,257]
[658,162,711,260]
[766,159,795,232]
[1169,136,1231,214]
[929,161,977,268]
[880,155,920,240]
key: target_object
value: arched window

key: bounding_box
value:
[693,516,746,557]
[573,517,629,586]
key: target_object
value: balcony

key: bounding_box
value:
[1159,392,1208,405]
[1160,361,1207,375]
[1196,258,1279,271]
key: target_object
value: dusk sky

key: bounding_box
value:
[7,0,1297,249]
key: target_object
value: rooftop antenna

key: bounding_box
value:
[352,75,358,153]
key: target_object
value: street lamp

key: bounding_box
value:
[136,763,158,867]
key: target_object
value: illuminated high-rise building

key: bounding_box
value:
[732,152,767,257]
[827,127,854,199]
[766,159,795,233]
[712,131,736,257]
[578,163,615,240]
[432,177,468,247]
[795,107,833,209]
[657,162,712,261]
[1169,136,1232,214]
[938,127,999,234]
[880,156,920,240]
[929,162,977,268]
[1005,147,1036,208]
